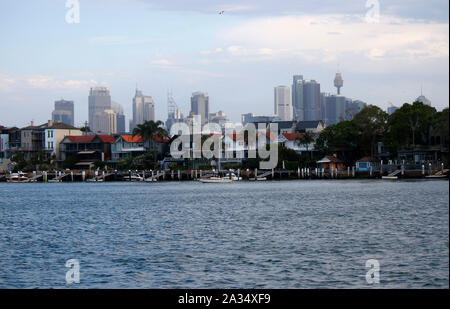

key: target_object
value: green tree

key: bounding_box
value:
[352,105,389,157]
[295,132,315,159]
[385,102,436,153]
[132,120,168,163]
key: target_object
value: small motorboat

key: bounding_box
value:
[124,174,144,182]
[7,172,29,183]
[382,176,398,180]
[199,177,233,183]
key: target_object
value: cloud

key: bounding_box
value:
[206,14,449,67]
[0,74,98,93]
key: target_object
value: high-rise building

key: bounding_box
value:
[131,89,155,131]
[166,91,184,133]
[292,75,304,121]
[111,101,126,133]
[52,99,74,126]
[303,80,321,121]
[93,109,117,135]
[274,86,292,121]
[321,93,346,126]
[191,92,209,125]
[88,87,111,133]
[241,113,254,126]
[292,75,321,121]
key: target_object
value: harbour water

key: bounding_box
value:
[0,180,448,288]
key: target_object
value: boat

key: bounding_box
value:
[86,178,104,182]
[382,176,398,180]
[199,177,233,183]
[6,172,29,183]
[224,172,242,181]
[124,174,144,182]
[425,175,447,179]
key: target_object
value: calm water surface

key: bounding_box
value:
[0,180,448,288]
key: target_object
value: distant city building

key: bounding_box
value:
[241,113,254,126]
[345,99,367,121]
[334,72,344,95]
[191,92,210,125]
[89,87,112,133]
[94,109,118,135]
[166,91,184,132]
[52,99,74,126]
[274,86,292,121]
[292,75,321,121]
[111,101,126,133]
[387,103,399,115]
[209,111,229,128]
[131,89,155,131]
[416,94,431,106]
[292,75,304,121]
[321,93,346,126]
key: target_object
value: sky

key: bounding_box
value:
[0,0,448,129]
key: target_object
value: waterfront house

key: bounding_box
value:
[277,133,317,156]
[18,121,48,160]
[111,135,146,161]
[43,120,82,161]
[59,134,115,169]
[317,155,345,171]
[356,157,380,172]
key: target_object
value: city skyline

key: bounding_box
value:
[0,0,448,128]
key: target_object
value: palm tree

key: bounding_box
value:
[295,132,315,160]
[132,120,167,165]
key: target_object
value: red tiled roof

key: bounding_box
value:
[97,135,116,143]
[153,135,170,143]
[121,135,143,143]
[67,135,95,143]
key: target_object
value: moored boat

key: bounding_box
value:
[6,172,29,183]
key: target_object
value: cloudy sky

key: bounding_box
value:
[0,0,448,128]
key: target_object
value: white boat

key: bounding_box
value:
[124,174,144,182]
[382,176,398,180]
[86,178,104,182]
[7,172,29,183]
[224,172,242,181]
[199,177,233,183]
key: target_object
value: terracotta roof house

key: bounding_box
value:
[59,134,116,167]
[317,155,345,171]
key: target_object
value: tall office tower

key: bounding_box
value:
[89,87,111,132]
[111,101,126,133]
[190,92,209,125]
[334,72,344,95]
[303,80,322,121]
[93,109,117,135]
[52,99,74,126]
[274,86,292,121]
[166,91,184,132]
[292,75,304,121]
[322,93,346,126]
[131,89,155,131]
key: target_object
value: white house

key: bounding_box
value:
[44,120,83,160]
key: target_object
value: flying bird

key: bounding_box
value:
[219,10,225,15]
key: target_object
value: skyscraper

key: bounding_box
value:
[93,109,117,135]
[131,89,155,131]
[303,80,322,121]
[292,75,322,121]
[292,75,304,121]
[274,86,292,121]
[190,92,209,125]
[321,93,346,126]
[52,99,74,126]
[88,87,111,133]
[111,101,126,133]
